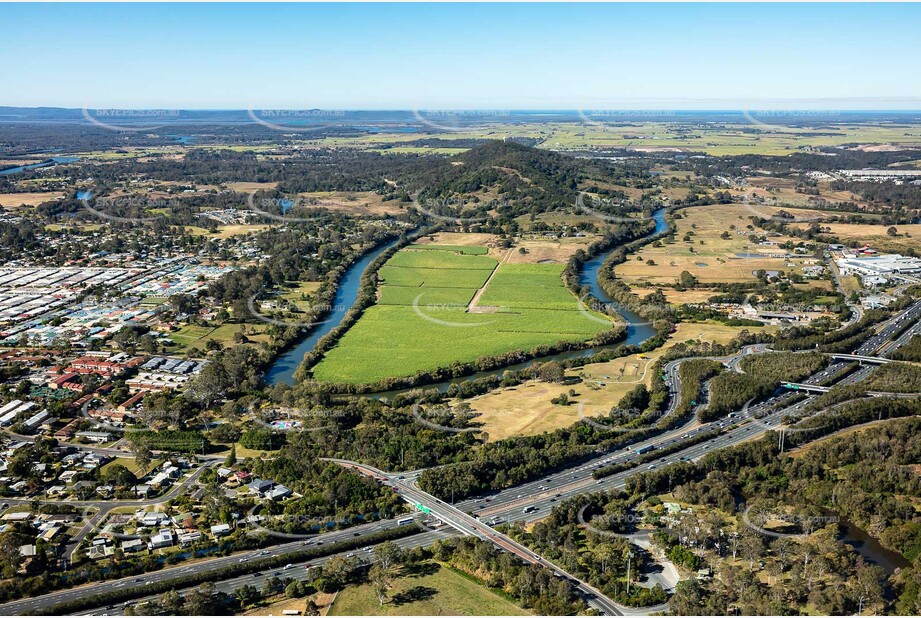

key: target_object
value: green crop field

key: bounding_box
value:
[378,285,477,307]
[378,265,493,289]
[385,250,497,270]
[408,243,489,255]
[478,263,580,310]
[311,245,614,384]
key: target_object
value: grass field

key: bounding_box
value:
[464,321,773,441]
[790,220,921,255]
[312,244,614,384]
[0,192,63,207]
[328,562,528,616]
[185,224,271,238]
[169,322,271,350]
[292,120,921,157]
[276,280,323,311]
[614,203,823,286]
[408,243,489,255]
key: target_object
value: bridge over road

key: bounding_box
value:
[325,458,627,616]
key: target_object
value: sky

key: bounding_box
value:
[3,2,921,110]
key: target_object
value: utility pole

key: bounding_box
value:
[625,549,634,596]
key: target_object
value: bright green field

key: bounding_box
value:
[312,246,613,384]
[385,250,496,270]
[379,265,492,289]
[408,243,489,255]
[328,562,528,616]
[479,263,580,310]
[378,286,477,307]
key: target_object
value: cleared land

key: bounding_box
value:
[464,321,773,441]
[296,190,407,216]
[302,121,921,157]
[169,322,271,351]
[185,224,271,238]
[615,203,822,286]
[790,221,921,255]
[225,181,279,192]
[0,192,63,207]
[312,244,613,384]
[328,562,528,616]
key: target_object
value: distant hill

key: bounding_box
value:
[403,139,644,219]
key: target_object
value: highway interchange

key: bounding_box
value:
[2,298,921,616]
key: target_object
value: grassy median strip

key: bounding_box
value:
[36,526,421,616]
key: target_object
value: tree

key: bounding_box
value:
[225,443,237,468]
[132,442,152,475]
[374,541,403,572]
[852,559,885,614]
[184,583,217,615]
[157,589,183,614]
[185,362,229,407]
[235,584,261,608]
[369,563,392,606]
[538,361,565,383]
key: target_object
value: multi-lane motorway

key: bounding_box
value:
[3,300,921,616]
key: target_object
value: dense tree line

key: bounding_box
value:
[432,536,587,615]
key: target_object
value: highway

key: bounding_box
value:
[328,458,626,616]
[5,300,921,616]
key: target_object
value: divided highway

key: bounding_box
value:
[4,300,921,616]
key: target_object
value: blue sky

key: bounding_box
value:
[3,3,921,109]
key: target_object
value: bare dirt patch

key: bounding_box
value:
[0,192,63,208]
[296,191,406,216]
[226,181,279,192]
[507,236,596,265]
[413,232,498,247]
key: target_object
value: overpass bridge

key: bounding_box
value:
[825,353,892,364]
[326,458,626,616]
[780,382,921,399]
[781,382,830,394]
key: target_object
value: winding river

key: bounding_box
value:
[265,209,668,391]
[265,238,401,385]
[0,156,79,175]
